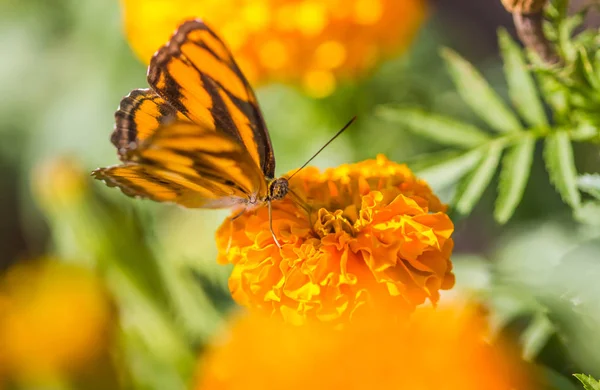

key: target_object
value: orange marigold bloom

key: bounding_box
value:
[216,155,455,325]
[0,260,114,380]
[122,0,427,97]
[195,305,532,390]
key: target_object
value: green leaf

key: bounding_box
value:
[576,47,600,91]
[454,142,504,215]
[521,313,555,361]
[578,174,600,200]
[376,106,490,148]
[495,134,536,223]
[545,0,568,20]
[441,48,523,133]
[533,66,570,115]
[544,131,581,208]
[498,29,549,128]
[558,12,586,62]
[570,121,598,142]
[574,30,597,48]
[416,149,484,191]
[574,374,600,390]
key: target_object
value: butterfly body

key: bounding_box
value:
[93,20,289,245]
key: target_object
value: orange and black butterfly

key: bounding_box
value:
[93,19,353,247]
[93,20,295,246]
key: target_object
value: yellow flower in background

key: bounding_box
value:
[122,0,427,97]
[217,155,454,325]
[0,260,114,380]
[32,156,88,210]
[195,305,532,390]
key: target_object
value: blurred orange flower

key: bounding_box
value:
[195,304,531,390]
[216,155,455,325]
[0,260,114,381]
[122,0,427,97]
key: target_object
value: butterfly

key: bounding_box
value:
[93,19,354,247]
[93,19,298,247]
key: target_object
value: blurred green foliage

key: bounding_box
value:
[1,0,600,389]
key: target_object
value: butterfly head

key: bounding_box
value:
[268,178,289,201]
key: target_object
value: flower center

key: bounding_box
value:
[312,208,356,237]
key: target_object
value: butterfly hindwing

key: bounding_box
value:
[111,88,189,160]
[93,164,203,205]
[147,19,276,178]
[93,122,267,208]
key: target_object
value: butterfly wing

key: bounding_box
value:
[97,20,275,209]
[147,19,276,179]
[93,122,267,208]
[111,88,190,159]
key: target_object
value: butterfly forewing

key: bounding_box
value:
[147,20,276,178]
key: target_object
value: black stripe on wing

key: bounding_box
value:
[146,19,276,178]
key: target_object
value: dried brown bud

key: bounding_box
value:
[514,12,560,65]
[501,0,547,14]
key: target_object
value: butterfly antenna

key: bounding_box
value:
[288,116,356,181]
[287,188,312,214]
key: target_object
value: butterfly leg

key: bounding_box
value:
[268,200,282,248]
[230,208,246,221]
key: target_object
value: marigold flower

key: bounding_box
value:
[0,260,114,380]
[194,305,532,390]
[122,0,427,97]
[216,155,455,325]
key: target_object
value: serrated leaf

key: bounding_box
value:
[495,134,536,223]
[578,174,600,200]
[498,29,549,128]
[454,142,504,215]
[574,374,600,390]
[376,106,490,148]
[544,131,581,208]
[441,48,523,133]
[416,149,484,191]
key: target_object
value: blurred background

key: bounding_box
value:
[1,0,599,389]
[0,0,562,273]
